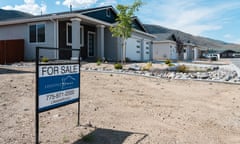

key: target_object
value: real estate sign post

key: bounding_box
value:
[35,47,81,144]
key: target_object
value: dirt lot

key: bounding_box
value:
[0,64,240,144]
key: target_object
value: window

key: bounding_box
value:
[106,8,111,17]
[66,23,84,47]
[29,23,45,43]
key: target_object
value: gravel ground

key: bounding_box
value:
[1,62,240,144]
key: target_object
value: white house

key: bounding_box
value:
[152,40,178,61]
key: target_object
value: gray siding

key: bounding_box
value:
[83,9,117,24]
[104,28,118,61]
[0,21,55,60]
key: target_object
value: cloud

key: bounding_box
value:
[223,34,240,44]
[1,0,47,15]
[98,0,117,7]
[56,1,61,5]
[62,0,97,8]
[224,34,232,39]
[139,0,240,36]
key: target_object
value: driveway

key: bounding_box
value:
[230,58,240,68]
[228,58,240,76]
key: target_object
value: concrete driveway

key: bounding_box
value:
[230,58,240,68]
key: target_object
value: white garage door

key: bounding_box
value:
[126,38,142,61]
[143,40,151,61]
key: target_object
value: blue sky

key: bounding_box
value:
[1,0,240,44]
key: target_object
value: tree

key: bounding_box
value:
[169,34,184,59]
[110,0,143,63]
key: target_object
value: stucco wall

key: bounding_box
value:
[153,41,177,60]
[0,21,55,61]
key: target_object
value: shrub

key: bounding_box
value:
[168,63,175,67]
[177,65,187,72]
[142,62,152,71]
[114,63,123,69]
[165,59,172,65]
[125,57,131,62]
[41,57,49,62]
[96,59,101,66]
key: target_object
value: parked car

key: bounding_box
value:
[205,53,220,61]
[233,53,240,58]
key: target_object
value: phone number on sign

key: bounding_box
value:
[46,89,75,104]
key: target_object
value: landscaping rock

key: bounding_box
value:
[128,64,141,71]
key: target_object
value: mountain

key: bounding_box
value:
[0,9,32,21]
[144,24,240,51]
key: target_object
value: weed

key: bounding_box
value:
[63,136,70,143]
[41,57,49,62]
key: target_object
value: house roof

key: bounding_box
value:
[131,16,147,32]
[0,5,155,38]
[0,13,112,26]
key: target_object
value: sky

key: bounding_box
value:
[1,0,240,44]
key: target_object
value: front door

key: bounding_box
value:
[88,32,95,57]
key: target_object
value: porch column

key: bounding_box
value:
[97,25,105,60]
[71,18,81,60]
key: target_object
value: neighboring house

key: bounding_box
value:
[152,40,200,61]
[182,43,200,61]
[219,50,239,58]
[152,40,178,61]
[0,6,155,62]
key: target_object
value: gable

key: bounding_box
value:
[82,8,117,23]
[132,18,146,32]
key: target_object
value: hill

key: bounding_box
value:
[0,9,32,21]
[144,24,240,51]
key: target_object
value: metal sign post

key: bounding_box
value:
[35,47,81,144]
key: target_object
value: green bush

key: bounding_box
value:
[165,59,172,65]
[41,57,49,62]
[114,63,123,69]
[96,59,101,66]
[125,57,131,62]
[177,65,187,72]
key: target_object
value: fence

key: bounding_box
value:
[0,39,24,64]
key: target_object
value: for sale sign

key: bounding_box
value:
[38,64,80,112]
